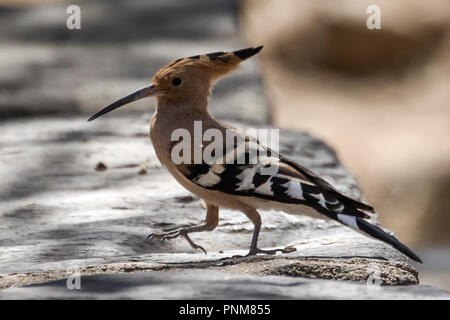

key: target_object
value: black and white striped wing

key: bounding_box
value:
[181,145,374,222]
[175,139,423,263]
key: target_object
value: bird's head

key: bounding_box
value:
[88,46,263,121]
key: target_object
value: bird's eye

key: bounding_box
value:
[172,77,182,86]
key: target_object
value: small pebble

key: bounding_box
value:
[95,162,108,171]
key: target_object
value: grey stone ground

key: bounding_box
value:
[0,0,448,299]
[2,270,449,300]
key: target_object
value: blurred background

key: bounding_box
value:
[0,0,449,289]
[241,0,450,289]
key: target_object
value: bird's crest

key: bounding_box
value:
[153,46,263,83]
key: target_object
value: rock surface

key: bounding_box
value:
[1,269,449,300]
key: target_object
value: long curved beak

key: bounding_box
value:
[87,84,159,122]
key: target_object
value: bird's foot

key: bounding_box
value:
[232,246,296,259]
[147,229,207,254]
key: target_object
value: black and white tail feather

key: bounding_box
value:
[178,138,423,263]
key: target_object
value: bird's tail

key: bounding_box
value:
[351,216,423,263]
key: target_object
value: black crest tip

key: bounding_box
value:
[233,46,263,60]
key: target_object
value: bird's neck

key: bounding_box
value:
[154,96,212,125]
[150,98,217,156]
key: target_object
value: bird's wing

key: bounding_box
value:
[176,137,374,220]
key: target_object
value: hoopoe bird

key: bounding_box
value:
[88,46,422,263]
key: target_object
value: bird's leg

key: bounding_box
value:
[147,203,219,254]
[238,208,289,257]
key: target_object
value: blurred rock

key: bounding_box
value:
[0,0,270,124]
[271,21,445,78]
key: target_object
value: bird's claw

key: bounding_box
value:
[147,229,207,255]
[188,241,207,255]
